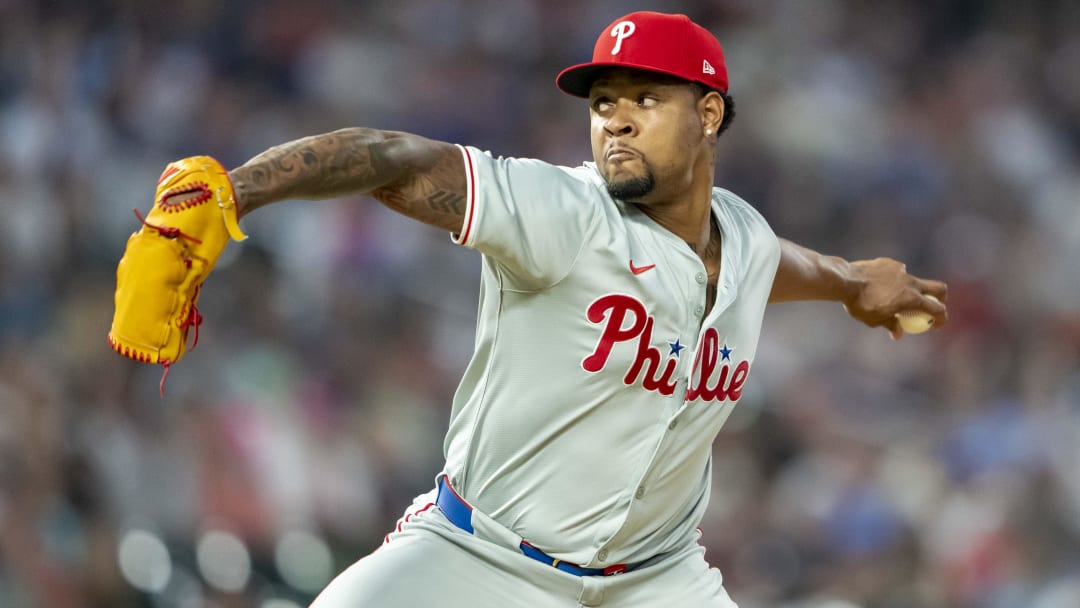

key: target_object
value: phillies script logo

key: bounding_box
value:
[581,294,750,402]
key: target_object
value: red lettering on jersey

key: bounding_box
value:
[624,316,678,395]
[725,360,749,401]
[686,327,751,403]
[582,295,676,395]
[582,295,647,372]
[583,295,748,402]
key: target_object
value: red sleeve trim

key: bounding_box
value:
[452,145,478,246]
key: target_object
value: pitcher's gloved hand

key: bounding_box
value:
[107,156,247,394]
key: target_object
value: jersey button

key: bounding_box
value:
[695,272,706,284]
[668,419,677,430]
[597,549,609,562]
[635,486,645,499]
[694,306,704,316]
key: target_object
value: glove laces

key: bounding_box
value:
[132,208,203,244]
[155,304,202,397]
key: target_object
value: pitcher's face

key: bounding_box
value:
[589,70,708,204]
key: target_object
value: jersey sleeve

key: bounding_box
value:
[453,145,600,290]
[715,188,782,290]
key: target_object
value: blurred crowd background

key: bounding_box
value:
[1,0,1078,606]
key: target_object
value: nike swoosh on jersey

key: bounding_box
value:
[629,260,657,275]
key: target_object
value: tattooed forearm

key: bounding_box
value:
[231,128,388,215]
[228,128,467,233]
[426,190,464,215]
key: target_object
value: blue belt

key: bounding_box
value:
[435,475,631,577]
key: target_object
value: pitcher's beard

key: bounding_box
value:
[604,171,656,202]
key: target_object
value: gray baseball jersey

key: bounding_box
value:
[442,145,780,567]
[311,146,780,608]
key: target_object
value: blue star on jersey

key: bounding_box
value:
[719,343,733,361]
[668,338,685,357]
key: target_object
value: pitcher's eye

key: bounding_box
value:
[592,97,613,113]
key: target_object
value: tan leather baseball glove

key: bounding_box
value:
[107,156,247,394]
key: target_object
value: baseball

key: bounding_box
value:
[895,295,940,334]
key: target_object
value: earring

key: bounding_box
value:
[705,129,713,136]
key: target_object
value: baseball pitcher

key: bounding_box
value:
[108,11,947,607]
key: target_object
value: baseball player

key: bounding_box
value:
[110,10,947,607]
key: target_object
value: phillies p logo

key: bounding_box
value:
[610,21,636,55]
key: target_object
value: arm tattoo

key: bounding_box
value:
[230,128,467,233]
[233,129,382,211]
[426,190,464,215]
[370,145,469,231]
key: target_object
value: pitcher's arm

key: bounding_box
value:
[769,238,948,338]
[230,128,467,233]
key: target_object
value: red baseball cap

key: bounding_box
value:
[556,11,729,98]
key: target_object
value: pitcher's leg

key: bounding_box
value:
[311,515,581,608]
[600,541,737,608]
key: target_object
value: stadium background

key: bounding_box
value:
[1,0,1078,606]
